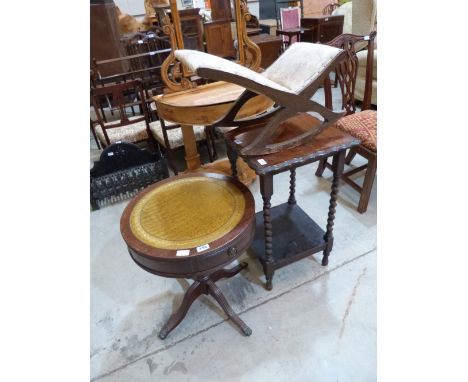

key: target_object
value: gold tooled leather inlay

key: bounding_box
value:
[130,177,246,250]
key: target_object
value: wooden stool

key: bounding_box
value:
[120,173,255,339]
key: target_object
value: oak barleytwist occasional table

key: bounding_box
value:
[120,172,255,339]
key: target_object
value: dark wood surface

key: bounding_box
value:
[204,20,236,58]
[301,15,344,43]
[232,121,360,175]
[250,203,326,269]
[224,120,359,290]
[276,27,311,46]
[90,1,125,76]
[210,0,232,21]
[177,8,204,51]
[250,34,283,69]
[246,27,263,36]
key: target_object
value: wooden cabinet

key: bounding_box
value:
[178,8,204,50]
[204,20,236,58]
[250,33,282,69]
[301,15,344,43]
[90,0,125,76]
[210,0,232,21]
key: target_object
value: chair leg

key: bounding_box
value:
[315,158,327,177]
[357,155,377,213]
[211,127,218,160]
[345,149,357,165]
[204,127,214,163]
[226,142,238,180]
[90,121,101,150]
[164,146,178,175]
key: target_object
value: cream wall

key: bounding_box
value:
[114,0,146,16]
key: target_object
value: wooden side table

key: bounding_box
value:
[225,115,360,290]
[120,172,256,338]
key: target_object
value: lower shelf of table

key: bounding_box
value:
[250,203,327,270]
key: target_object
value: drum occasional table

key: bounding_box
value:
[120,172,255,339]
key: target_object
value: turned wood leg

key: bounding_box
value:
[357,154,377,214]
[260,175,274,290]
[322,151,346,266]
[288,168,297,205]
[181,124,201,171]
[206,279,252,336]
[345,149,357,165]
[159,280,204,339]
[204,127,214,163]
[315,158,327,177]
[210,262,248,283]
[226,142,239,180]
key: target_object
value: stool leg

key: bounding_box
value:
[206,279,252,336]
[288,168,296,205]
[345,149,357,165]
[260,174,274,290]
[322,150,345,266]
[315,158,327,177]
[159,280,204,339]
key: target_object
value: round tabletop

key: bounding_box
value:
[120,172,256,277]
[153,81,274,125]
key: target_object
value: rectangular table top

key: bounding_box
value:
[240,126,360,175]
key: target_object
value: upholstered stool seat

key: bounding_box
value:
[336,110,377,152]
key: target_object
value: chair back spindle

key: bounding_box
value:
[324,31,376,115]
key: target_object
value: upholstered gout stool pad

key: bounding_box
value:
[120,173,256,338]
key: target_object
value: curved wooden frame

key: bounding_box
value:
[161,0,261,92]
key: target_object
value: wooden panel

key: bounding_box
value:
[301,14,343,43]
[204,20,236,58]
[250,33,282,69]
[90,1,125,76]
[178,8,204,50]
[210,0,232,21]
